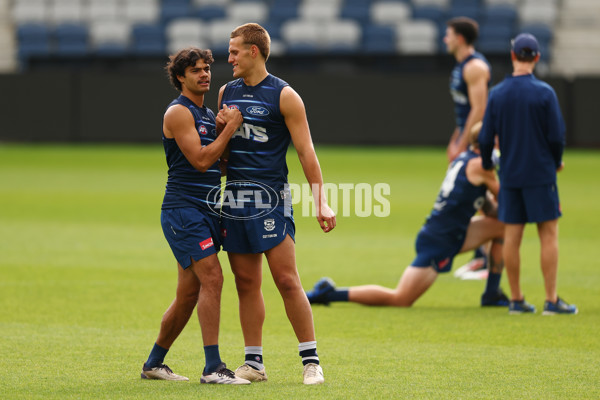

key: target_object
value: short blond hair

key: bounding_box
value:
[231,23,271,61]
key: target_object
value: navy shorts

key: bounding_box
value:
[161,207,221,269]
[498,184,561,224]
[410,227,464,273]
[222,205,295,254]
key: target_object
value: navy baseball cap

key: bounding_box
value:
[511,33,539,57]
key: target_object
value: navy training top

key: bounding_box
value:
[423,149,487,242]
[220,74,291,197]
[449,51,491,132]
[479,74,565,188]
[161,95,221,211]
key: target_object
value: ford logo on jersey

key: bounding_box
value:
[206,180,280,220]
[246,106,269,116]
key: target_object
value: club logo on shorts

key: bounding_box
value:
[199,125,208,135]
[199,237,214,250]
[264,218,275,231]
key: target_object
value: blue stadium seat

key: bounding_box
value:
[412,5,447,25]
[131,24,166,56]
[17,24,52,60]
[194,5,226,21]
[261,22,282,41]
[268,0,299,25]
[362,24,396,55]
[482,5,517,27]
[518,23,553,44]
[447,5,480,20]
[161,0,192,23]
[451,0,481,7]
[341,0,372,25]
[477,24,513,54]
[55,23,89,57]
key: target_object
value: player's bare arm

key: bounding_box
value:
[163,104,242,173]
[465,156,499,197]
[447,127,460,160]
[449,59,489,161]
[480,191,498,218]
[280,86,336,233]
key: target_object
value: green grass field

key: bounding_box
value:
[1,144,598,399]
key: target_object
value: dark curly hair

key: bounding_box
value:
[166,47,214,92]
[447,17,479,45]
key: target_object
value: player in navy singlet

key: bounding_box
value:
[307,123,508,308]
[142,48,250,384]
[217,23,335,385]
[444,17,491,163]
[444,17,493,277]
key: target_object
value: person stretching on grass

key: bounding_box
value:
[307,122,508,308]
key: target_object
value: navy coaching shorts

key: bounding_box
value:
[498,184,561,224]
[410,227,465,273]
[161,207,221,269]
[222,205,295,254]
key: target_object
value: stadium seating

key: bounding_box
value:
[362,23,397,54]
[165,17,208,53]
[396,19,438,54]
[12,0,47,25]
[50,0,85,25]
[16,23,51,60]
[9,0,565,70]
[55,23,89,57]
[371,1,411,26]
[90,20,131,56]
[131,23,166,56]
[194,5,227,21]
[227,1,269,23]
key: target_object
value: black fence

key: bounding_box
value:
[0,56,598,146]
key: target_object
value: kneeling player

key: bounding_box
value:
[307,122,508,307]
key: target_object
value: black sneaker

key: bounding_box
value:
[306,277,336,305]
[542,297,578,315]
[509,298,536,314]
[481,289,510,307]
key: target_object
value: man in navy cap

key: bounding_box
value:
[478,33,578,315]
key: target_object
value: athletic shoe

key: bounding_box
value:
[235,363,268,382]
[542,297,578,315]
[453,257,486,279]
[306,277,336,305]
[481,289,510,307]
[460,269,489,281]
[303,363,324,385]
[141,363,189,381]
[201,363,251,384]
[509,298,536,314]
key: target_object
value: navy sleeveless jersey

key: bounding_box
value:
[449,52,490,131]
[220,74,291,197]
[161,95,221,211]
[423,149,487,240]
